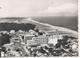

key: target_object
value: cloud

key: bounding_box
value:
[39,3,77,16]
[0,0,77,17]
[0,0,50,17]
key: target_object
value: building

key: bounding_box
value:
[32,36,48,45]
[27,40,37,46]
[26,36,48,46]
[48,35,58,46]
[24,35,35,44]
[10,35,22,43]
[48,34,63,45]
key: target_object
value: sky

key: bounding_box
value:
[0,0,78,17]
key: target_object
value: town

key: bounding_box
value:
[0,28,78,57]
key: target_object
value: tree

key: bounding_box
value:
[0,33,11,47]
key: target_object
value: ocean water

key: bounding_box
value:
[33,16,78,31]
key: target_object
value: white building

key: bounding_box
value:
[48,35,63,46]
[10,30,15,34]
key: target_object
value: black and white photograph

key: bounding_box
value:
[0,0,78,57]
